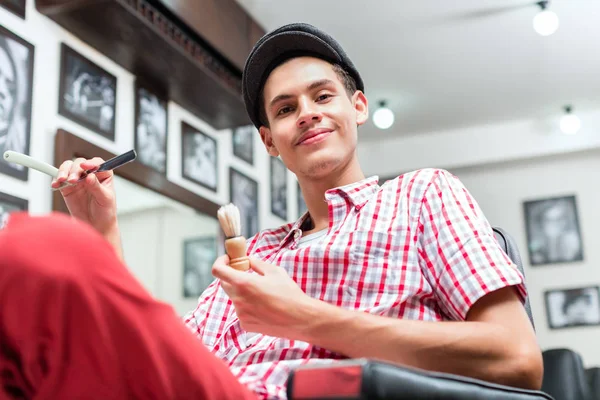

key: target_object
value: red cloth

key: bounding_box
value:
[0,212,256,400]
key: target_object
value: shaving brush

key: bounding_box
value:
[217,203,250,271]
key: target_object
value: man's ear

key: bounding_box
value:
[353,91,369,126]
[259,126,280,157]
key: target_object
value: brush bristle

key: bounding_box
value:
[217,203,242,238]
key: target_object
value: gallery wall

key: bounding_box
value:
[0,3,302,240]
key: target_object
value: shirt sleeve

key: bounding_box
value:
[416,169,527,321]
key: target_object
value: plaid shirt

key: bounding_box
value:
[183,168,526,399]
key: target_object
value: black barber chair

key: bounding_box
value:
[586,367,600,400]
[286,227,554,399]
[541,348,593,400]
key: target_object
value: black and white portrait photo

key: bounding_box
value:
[59,44,117,140]
[181,122,218,192]
[297,181,307,218]
[524,195,583,266]
[0,25,33,181]
[545,286,600,329]
[0,0,26,18]
[230,168,259,239]
[134,83,168,173]
[0,191,27,229]
[182,236,217,298]
[232,125,254,166]
[270,157,287,220]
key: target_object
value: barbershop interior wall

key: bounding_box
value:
[0,7,298,249]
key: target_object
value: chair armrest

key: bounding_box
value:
[287,359,554,400]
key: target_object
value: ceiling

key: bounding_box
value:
[235,0,600,141]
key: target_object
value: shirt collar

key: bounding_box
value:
[324,175,380,209]
[279,176,381,248]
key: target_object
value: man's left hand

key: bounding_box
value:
[211,255,319,339]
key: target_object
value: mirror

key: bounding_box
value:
[53,129,223,316]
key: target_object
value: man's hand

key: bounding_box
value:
[212,255,318,339]
[52,157,122,259]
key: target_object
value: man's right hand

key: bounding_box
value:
[51,158,121,255]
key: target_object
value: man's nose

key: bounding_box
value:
[296,99,322,127]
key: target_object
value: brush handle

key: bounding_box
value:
[3,151,59,178]
[224,236,250,271]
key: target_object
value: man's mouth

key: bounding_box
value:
[296,128,333,146]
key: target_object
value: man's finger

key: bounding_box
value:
[220,281,236,298]
[212,255,244,283]
[81,157,113,183]
[80,157,104,170]
[248,257,276,276]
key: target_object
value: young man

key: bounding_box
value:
[0,23,542,399]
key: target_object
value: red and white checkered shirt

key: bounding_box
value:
[183,168,526,399]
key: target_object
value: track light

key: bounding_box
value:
[373,101,394,130]
[533,1,559,36]
[560,105,581,135]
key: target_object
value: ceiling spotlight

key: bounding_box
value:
[560,105,581,135]
[373,101,394,130]
[533,1,559,36]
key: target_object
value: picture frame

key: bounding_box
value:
[182,236,217,298]
[232,124,254,166]
[270,156,287,220]
[0,191,28,229]
[297,181,307,219]
[0,0,26,19]
[58,43,117,141]
[229,167,259,239]
[545,286,600,330]
[0,24,34,181]
[181,121,218,192]
[523,195,584,266]
[134,80,168,174]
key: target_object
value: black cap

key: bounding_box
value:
[242,22,365,129]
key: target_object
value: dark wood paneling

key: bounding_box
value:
[53,129,220,217]
[156,0,252,70]
[37,0,258,130]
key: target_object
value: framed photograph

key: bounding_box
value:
[58,43,117,140]
[0,0,26,19]
[523,195,583,266]
[0,25,34,181]
[232,125,254,166]
[545,286,600,329]
[297,181,307,219]
[182,236,217,298]
[270,157,287,220]
[181,121,218,192]
[0,191,27,229]
[229,167,259,239]
[134,81,168,174]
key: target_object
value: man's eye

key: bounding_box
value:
[317,94,332,101]
[277,106,292,116]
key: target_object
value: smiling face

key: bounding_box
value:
[258,57,368,180]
